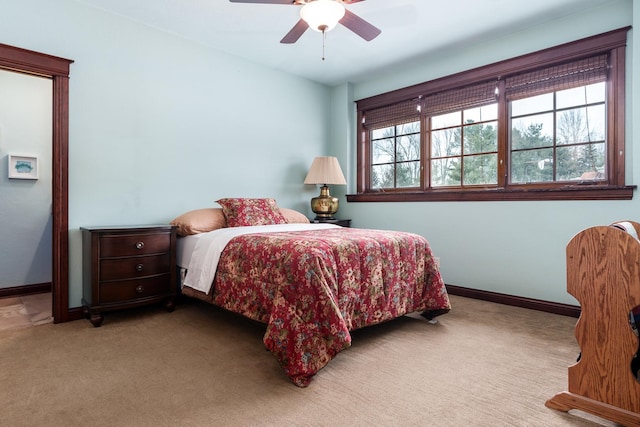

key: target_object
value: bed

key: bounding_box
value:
[172,199,451,387]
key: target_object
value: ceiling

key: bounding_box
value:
[75,0,613,86]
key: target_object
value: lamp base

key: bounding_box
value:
[310,185,339,219]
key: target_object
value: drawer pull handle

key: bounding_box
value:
[135,241,145,250]
[136,263,144,272]
[135,285,144,294]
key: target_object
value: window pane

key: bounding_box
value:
[464,103,498,122]
[556,107,590,145]
[397,135,420,161]
[371,126,393,140]
[511,113,553,150]
[397,161,420,187]
[463,154,498,185]
[464,122,497,154]
[372,138,394,163]
[511,148,554,183]
[557,105,605,145]
[557,86,587,109]
[556,143,605,181]
[432,111,461,129]
[431,128,461,157]
[586,104,606,141]
[431,158,460,186]
[511,93,553,116]
[397,121,420,135]
[557,82,605,109]
[371,164,394,189]
[585,82,606,104]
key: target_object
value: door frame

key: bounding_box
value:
[0,43,73,323]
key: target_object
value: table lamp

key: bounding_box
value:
[304,156,347,219]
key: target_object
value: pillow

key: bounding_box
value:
[280,208,310,224]
[170,208,227,236]
[216,198,287,227]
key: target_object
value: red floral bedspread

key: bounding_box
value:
[209,227,450,387]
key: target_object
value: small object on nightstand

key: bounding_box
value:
[81,225,177,327]
[311,218,351,228]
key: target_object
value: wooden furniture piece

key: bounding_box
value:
[311,218,351,228]
[81,225,177,327]
[546,221,640,426]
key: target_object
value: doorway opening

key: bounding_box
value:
[0,43,73,322]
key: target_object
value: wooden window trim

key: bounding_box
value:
[352,27,634,202]
[347,186,635,203]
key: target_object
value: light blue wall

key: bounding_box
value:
[0,0,330,306]
[333,0,636,305]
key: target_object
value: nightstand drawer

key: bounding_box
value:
[99,275,171,304]
[100,232,171,257]
[99,253,171,281]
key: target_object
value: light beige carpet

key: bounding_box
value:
[0,295,623,426]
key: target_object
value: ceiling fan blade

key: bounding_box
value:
[340,9,381,41]
[229,0,294,4]
[280,19,309,44]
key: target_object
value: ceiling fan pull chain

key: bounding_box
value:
[322,29,326,61]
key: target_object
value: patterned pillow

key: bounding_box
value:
[216,198,287,227]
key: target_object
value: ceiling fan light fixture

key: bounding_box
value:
[300,0,346,33]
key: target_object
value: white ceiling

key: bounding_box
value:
[75,0,613,86]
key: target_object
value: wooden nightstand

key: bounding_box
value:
[81,225,177,327]
[311,218,351,228]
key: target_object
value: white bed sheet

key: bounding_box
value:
[180,223,339,294]
[176,233,203,269]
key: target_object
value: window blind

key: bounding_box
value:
[363,99,421,130]
[424,80,498,116]
[505,54,609,100]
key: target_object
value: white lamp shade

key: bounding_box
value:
[300,0,346,33]
[304,156,347,185]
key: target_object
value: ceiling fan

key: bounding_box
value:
[229,0,381,44]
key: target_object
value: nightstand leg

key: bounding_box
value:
[83,306,104,327]
[88,312,104,327]
[164,297,175,312]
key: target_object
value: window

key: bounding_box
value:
[351,28,633,202]
[371,121,421,189]
[425,81,498,188]
[510,82,606,184]
[430,104,498,187]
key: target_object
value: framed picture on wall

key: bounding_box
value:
[8,154,39,180]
